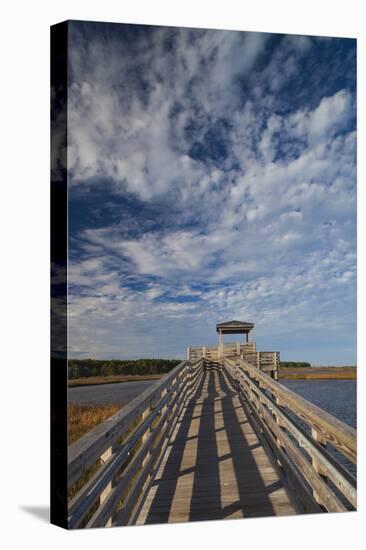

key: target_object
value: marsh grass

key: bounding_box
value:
[67,403,147,527]
[68,403,121,445]
[279,367,356,380]
[68,403,122,506]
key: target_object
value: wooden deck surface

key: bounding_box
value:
[136,368,296,525]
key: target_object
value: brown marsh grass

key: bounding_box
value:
[68,403,122,506]
[68,403,121,445]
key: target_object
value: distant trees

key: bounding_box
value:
[280,361,311,368]
[68,358,182,379]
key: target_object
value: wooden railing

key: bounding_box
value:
[223,357,356,513]
[240,351,279,378]
[187,342,256,362]
[68,359,204,528]
[67,353,356,527]
[186,345,278,379]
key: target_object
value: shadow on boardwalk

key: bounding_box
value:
[139,368,294,524]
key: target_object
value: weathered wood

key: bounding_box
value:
[119,366,205,526]
[136,369,296,524]
[67,349,356,528]
[68,387,176,528]
[188,342,256,361]
[99,446,113,526]
[241,380,346,512]
[68,360,193,487]
[230,360,356,490]
[225,358,356,508]
[311,428,328,481]
[127,373,202,525]
[68,359,203,528]
[227,357,356,463]
[88,393,183,528]
[227,371,322,515]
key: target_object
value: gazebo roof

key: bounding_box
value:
[216,320,254,334]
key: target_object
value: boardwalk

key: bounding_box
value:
[67,336,356,529]
[136,368,296,524]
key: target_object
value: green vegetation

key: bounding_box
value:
[68,358,181,380]
[280,361,311,368]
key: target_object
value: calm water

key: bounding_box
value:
[68,379,156,406]
[281,379,357,428]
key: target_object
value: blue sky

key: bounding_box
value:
[67,21,356,365]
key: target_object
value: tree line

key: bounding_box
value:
[68,358,182,379]
[280,361,311,368]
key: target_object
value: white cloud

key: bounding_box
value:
[66,25,356,362]
[284,89,353,146]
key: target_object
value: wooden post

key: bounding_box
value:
[186,347,190,361]
[156,387,168,435]
[100,445,113,527]
[218,342,223,358]
[274,396,285,467]
[139,400,156,503]
[311,428,328,504]
[141,405,152,460]
[311,428,327,474]
[202,346,206,359]
[135,404,154,510]
[273,352,278,380]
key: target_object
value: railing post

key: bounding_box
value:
[99,445,114,527]
[273,396,286,467]
[311,428,328,475]
[310,428,328,505]
[257,352,260,369]
[141,404,153,465]
[156,386,169,441]
[273,352,279,380]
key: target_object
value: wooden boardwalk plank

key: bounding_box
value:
[135,369,296,525]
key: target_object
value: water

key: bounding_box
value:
[68,379,157,406]
[281,379,357,429]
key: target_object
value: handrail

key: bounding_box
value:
[225,357,356,461]
[69,359,189,485]
[66,353,356,526]
[187,342,257,361]
[223,357,356,513]
[68,359,204,528]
